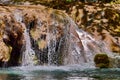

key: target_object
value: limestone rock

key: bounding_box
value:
[68,4,120,53]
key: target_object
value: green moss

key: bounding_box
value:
[94,54,110,68]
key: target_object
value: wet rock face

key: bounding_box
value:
[68,4,120,53]
[0,41,12,67]
[2,15,24,66]
[0,17,13,67]
[22,9,68,65]
[3,15,24,47]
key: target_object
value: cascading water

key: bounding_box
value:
[46,21,64,65]
[22,28,36,66]
[61,19,113,66]
[0,4,120,80]
[13,10,37,66]
[11,8,113,67]
[47,33,57,65]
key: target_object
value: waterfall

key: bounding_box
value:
[11,8,113,67]
[13,10,37,66]
[22,28,36,66]
[46,21,63,65]
[61,19,113,66]
[47,33,57,65]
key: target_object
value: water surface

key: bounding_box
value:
[0,65,120,80]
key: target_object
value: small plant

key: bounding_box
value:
[94,53,110,68]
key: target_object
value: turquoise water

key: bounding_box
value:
[0,65,120,80]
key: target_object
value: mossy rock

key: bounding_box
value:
[94,54,110,68]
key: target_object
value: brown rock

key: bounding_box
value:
[68,4,120,53]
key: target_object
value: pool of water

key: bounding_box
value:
[0,65,120,80]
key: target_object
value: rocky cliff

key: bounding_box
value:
[68,4,120,53]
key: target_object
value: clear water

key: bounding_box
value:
[0,65,120,80]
